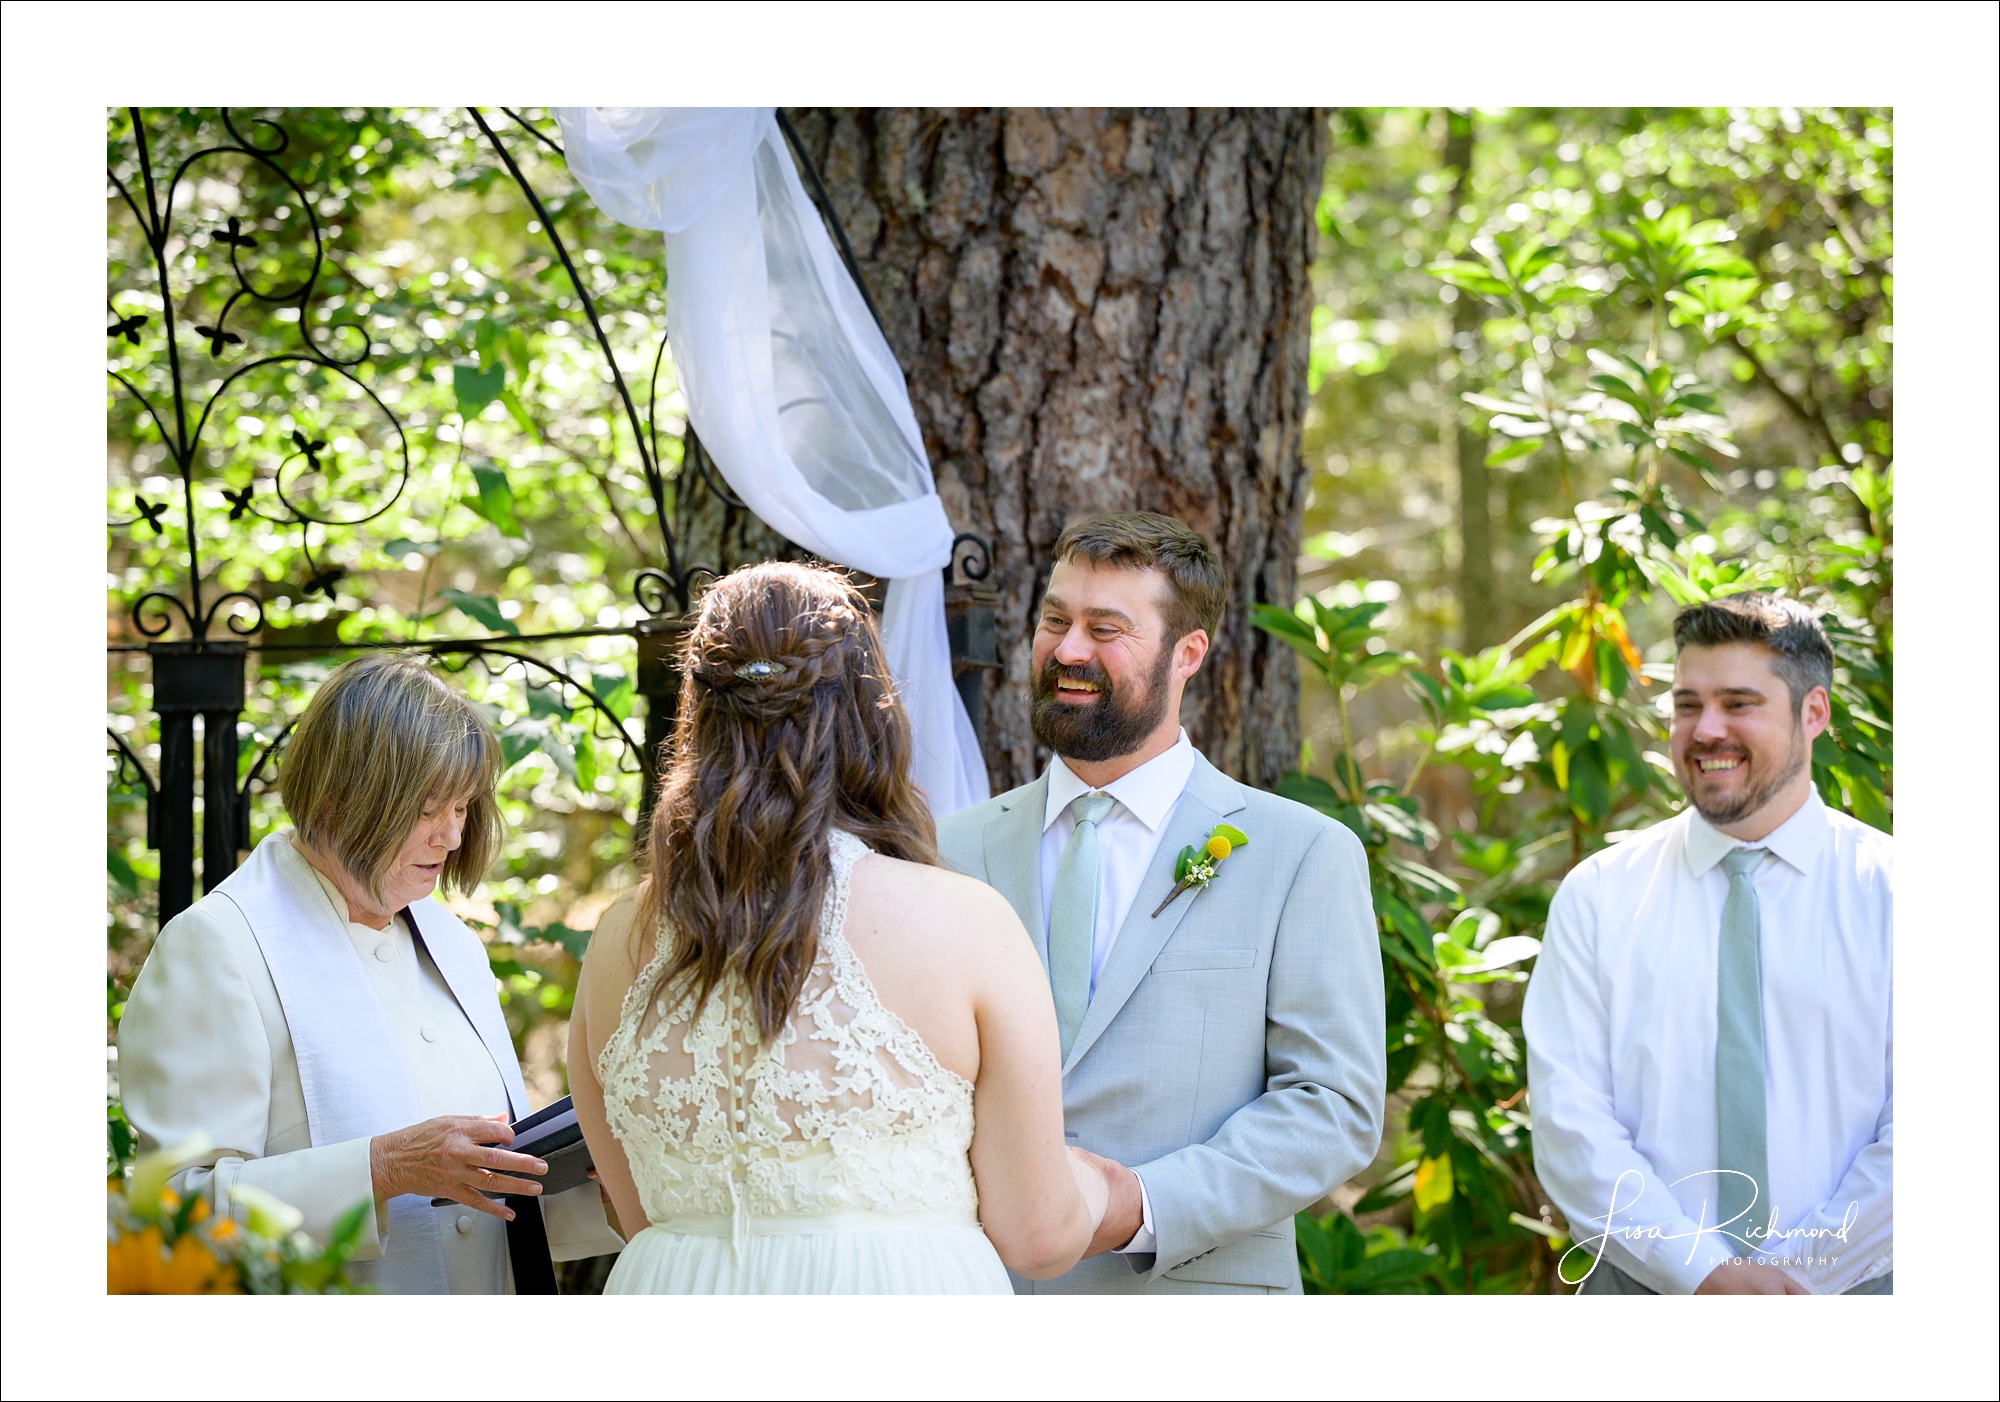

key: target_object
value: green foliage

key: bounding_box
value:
[1284,107,1891,1293]
[107,109,665,1099]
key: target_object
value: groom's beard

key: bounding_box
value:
[1030,644,1174,764]
[1680,717,1811,825]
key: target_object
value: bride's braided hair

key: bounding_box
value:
[638,560,941,1042]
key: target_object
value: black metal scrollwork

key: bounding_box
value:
[946,533,994,585]
[107,107,411,641]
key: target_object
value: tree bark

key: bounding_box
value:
[1442,109,1496,650]
[781,108,1325,794]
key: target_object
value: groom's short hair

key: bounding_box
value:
[1672,592,1834,713]
[1054,512,1226,644]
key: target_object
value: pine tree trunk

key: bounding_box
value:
[765,108,1324,795]
[1443,110,1496,649]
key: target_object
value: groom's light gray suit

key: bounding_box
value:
[939,751,1385,1293]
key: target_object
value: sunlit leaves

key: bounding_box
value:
[436,587,518,636]
[467,462,523,538]
[453,361,506,419]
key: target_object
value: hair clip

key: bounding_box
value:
[733,659,787,681]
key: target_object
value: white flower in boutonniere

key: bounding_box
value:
[1151,823,1250,918]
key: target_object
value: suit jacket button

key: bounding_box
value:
[455,1215,473,1235]
[420,1024,439,1042]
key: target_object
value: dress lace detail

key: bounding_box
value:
[598,831,978,1245]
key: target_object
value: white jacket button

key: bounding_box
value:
[374,943,392,962]
[420,1024,438,1042]
[456,1215,473,1235]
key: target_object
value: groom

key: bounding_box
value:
[939,512,1385,1293]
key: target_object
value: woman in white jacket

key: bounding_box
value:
[118,652,622,1293]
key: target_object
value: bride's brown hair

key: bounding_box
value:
[638,560,941,1042]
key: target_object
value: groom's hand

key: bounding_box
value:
[1071,1149,1143,1257]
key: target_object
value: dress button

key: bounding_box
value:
[733,1109,746,1124]
[374,943,392,962]
[456,1215,473,1235]
[420,1024,438,1042]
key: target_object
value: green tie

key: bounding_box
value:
[1716,847,1770,1254]
[1048,792,1115,1061]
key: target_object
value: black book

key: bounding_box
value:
[431,1095,594,1204]
[503,1095,593,1196]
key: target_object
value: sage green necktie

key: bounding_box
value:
[1716,847,1770,1252]
[1049,792,1115,1060]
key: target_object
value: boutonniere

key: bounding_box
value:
[1151,824,1250,918]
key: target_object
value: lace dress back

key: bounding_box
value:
[597,831,1004,1293]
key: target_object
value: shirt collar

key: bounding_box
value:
[1683,787,1830,878]
[1043,729,1197,834]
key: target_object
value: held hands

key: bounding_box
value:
[1067,1147,1142,1257]
[1695,1259,1813,1295]
[369,1113,547,1222]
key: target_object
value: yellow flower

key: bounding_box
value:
[107,1226,240,1294]
[1205,835,1233,861]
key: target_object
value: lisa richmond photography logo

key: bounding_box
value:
[1560,1169,1863,1283]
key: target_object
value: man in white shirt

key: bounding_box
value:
[1525,594,1892,1295]
[938,512,1384,1293]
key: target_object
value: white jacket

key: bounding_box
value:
[118,831,621,1292]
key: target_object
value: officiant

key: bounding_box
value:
[119,652,624,1294]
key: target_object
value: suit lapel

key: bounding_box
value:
[1062,755,1248,1076]
[984,772,1051,971]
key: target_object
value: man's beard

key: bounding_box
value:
[1680,722,1810,824]
[1030,644,1174,763]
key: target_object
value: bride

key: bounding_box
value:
[570,561,1109,1292]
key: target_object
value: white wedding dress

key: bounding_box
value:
[599,830,1011,1293]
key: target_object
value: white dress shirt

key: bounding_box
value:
[119,834,622,1290]
[1523,791,1892,1294]
[1039,729,1198,1255]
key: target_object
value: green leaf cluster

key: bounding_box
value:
[1282,106,1890,1294]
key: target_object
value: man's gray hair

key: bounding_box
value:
[1672,593,1834,712]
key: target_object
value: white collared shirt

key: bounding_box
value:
[1040,728,1198,994]
[1523,790,1893,1294]
[1038,728,1198,1256]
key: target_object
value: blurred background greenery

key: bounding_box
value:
[107,107,1890,1292]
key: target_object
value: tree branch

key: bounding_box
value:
[1734,332,1839,458]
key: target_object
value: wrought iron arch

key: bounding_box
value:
[106,106,993,928]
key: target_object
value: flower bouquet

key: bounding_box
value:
[107,1134,370,1294]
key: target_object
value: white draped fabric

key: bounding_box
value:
[553,107,988,815]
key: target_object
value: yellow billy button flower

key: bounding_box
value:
[1154,824,1252,917]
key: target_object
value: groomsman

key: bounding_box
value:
[1525,595,1892,1294]
[939,512,1384,1293]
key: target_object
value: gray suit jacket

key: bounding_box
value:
[937,752,1385,1293]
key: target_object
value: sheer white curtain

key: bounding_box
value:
[554,107,988,814]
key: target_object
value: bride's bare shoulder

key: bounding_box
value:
[849,851,1028,948]
[582,882,652,986]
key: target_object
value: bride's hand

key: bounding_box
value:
[1064,1145,1112,1229]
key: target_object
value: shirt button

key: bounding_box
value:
[374,943,392,962]
[456,1215,473,1235]
[420,1024,439,1042]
